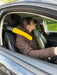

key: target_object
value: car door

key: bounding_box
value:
[1,46,57,75]
[0,1,57,75]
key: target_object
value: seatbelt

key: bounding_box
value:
[5,26,33,41]
[12,28,33,41]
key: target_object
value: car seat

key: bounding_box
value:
[4,14,22,52]
[33,30,47,49]
[5,31,18,51]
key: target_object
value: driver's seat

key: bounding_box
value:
[33,30,47,49]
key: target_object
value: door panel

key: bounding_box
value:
[0,54,34,75]
[0,46,57,75]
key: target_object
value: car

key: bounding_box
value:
[0,0,57,75]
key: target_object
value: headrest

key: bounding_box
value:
[10,14,22,27]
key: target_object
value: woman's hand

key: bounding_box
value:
[54,47,57,56]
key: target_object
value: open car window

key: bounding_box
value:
[2,13,57,64]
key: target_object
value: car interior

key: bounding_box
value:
[2,13,57,64]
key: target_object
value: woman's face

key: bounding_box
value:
[30,20,36,30]
[26,20,36,33]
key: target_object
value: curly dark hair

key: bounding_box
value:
[22,17,34,28]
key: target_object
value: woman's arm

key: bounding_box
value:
[16,35,56,59]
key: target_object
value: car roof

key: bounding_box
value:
[0,0,57,7]
[2,0,57,4]
[0,0,57,11]
[21,0,57,4]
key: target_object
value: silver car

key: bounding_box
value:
[0,0,57,75]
